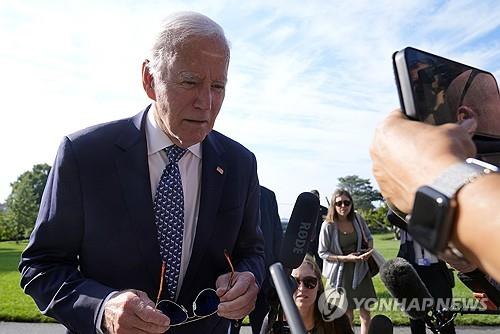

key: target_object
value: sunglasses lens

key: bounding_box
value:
[303,277,318,289]
[193,288,220,317]
[295,277,318,289]
[156,300,188,325]
[335,200,351,207]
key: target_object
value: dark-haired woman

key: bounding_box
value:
[318,189,376,334]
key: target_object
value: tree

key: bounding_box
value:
[0,209,9,241]
[337,175,382,211]
[2,163,51,241]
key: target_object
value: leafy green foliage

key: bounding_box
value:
[337,175,382,211]
[357,203,400,239]
[0,210,9,241]
[1,164,51,241]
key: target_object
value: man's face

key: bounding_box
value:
[154,37,229,148]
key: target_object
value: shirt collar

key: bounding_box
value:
[145,104,202,159]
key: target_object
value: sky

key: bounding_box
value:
[1,0,500,218]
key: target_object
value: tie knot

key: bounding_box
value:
[166,145,187,164]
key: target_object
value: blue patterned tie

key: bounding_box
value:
[154,145,187,300]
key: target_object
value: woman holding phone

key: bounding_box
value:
[318,189,376,334]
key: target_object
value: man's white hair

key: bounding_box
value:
[147,11,230,81]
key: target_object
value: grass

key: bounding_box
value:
[0,241,54,322]
[1,236,499,325]
[356,234,500,326]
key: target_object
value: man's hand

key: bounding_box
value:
[370,110,477,213]
[215,271,259,320]
[102,289,170,334]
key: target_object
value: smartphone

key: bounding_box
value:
[393,47,500,165]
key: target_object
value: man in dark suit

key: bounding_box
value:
[398,231,456,334]
[19,12,264,334]
[248,186,282,334]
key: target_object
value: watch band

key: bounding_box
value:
[431,158,498,198]
[432,158,497,257]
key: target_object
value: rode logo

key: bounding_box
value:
[292,221,312,254]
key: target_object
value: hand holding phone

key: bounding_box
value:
[393,46,500,165]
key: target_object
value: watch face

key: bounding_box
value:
[409,186,456,253]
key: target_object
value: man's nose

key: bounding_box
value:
[194,84,212,110]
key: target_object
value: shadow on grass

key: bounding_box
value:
[0,251,23,274]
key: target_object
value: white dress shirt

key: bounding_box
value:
[96,105,202,332]
[142,104,202,297]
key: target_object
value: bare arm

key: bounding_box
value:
[452,173,500,281]
[371,110,500,281]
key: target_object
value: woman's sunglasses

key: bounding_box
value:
[155,249,235,326]
[335,200,351,207]
[294,276,318,289]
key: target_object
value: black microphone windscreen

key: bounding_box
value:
[279,192,319,269]
[386,209,408,230]
[368,314,393,334]
[380,257,434,320]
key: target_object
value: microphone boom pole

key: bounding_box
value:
[270,263,306,334]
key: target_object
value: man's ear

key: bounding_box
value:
[457,105,477,122]
[142,60,156,101]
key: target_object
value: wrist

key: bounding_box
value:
[409,158,498,254]
[410,156,463,201]
[330,255,340,262]
[452,172,499,260]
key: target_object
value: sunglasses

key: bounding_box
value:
[294,276,318,289]
[335,200,351,207]
[155,249,235,326]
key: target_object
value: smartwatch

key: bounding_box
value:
[408,158,498,254]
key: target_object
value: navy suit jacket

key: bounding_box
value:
[258,186,282,294]
[19,107,265,334]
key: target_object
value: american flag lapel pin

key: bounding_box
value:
[216,166,224,175]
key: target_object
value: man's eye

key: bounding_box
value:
[182,80,197,86]
[212,84,225,91]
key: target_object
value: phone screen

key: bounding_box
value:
[394,47,500,139]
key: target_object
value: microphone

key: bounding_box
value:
[270,263,307,334]
[380,257,434,320]
[380,258,454,333]
[279,192,320,270]
[267,192,320,334]
[368,314,393,334]
[386,209,408,231]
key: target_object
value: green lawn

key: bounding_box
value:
[0,241,54,322]
[1,236,499,325]
[361,234,500,326]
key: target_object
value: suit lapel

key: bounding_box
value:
[115,107,161,291]
[179,133,226,302]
